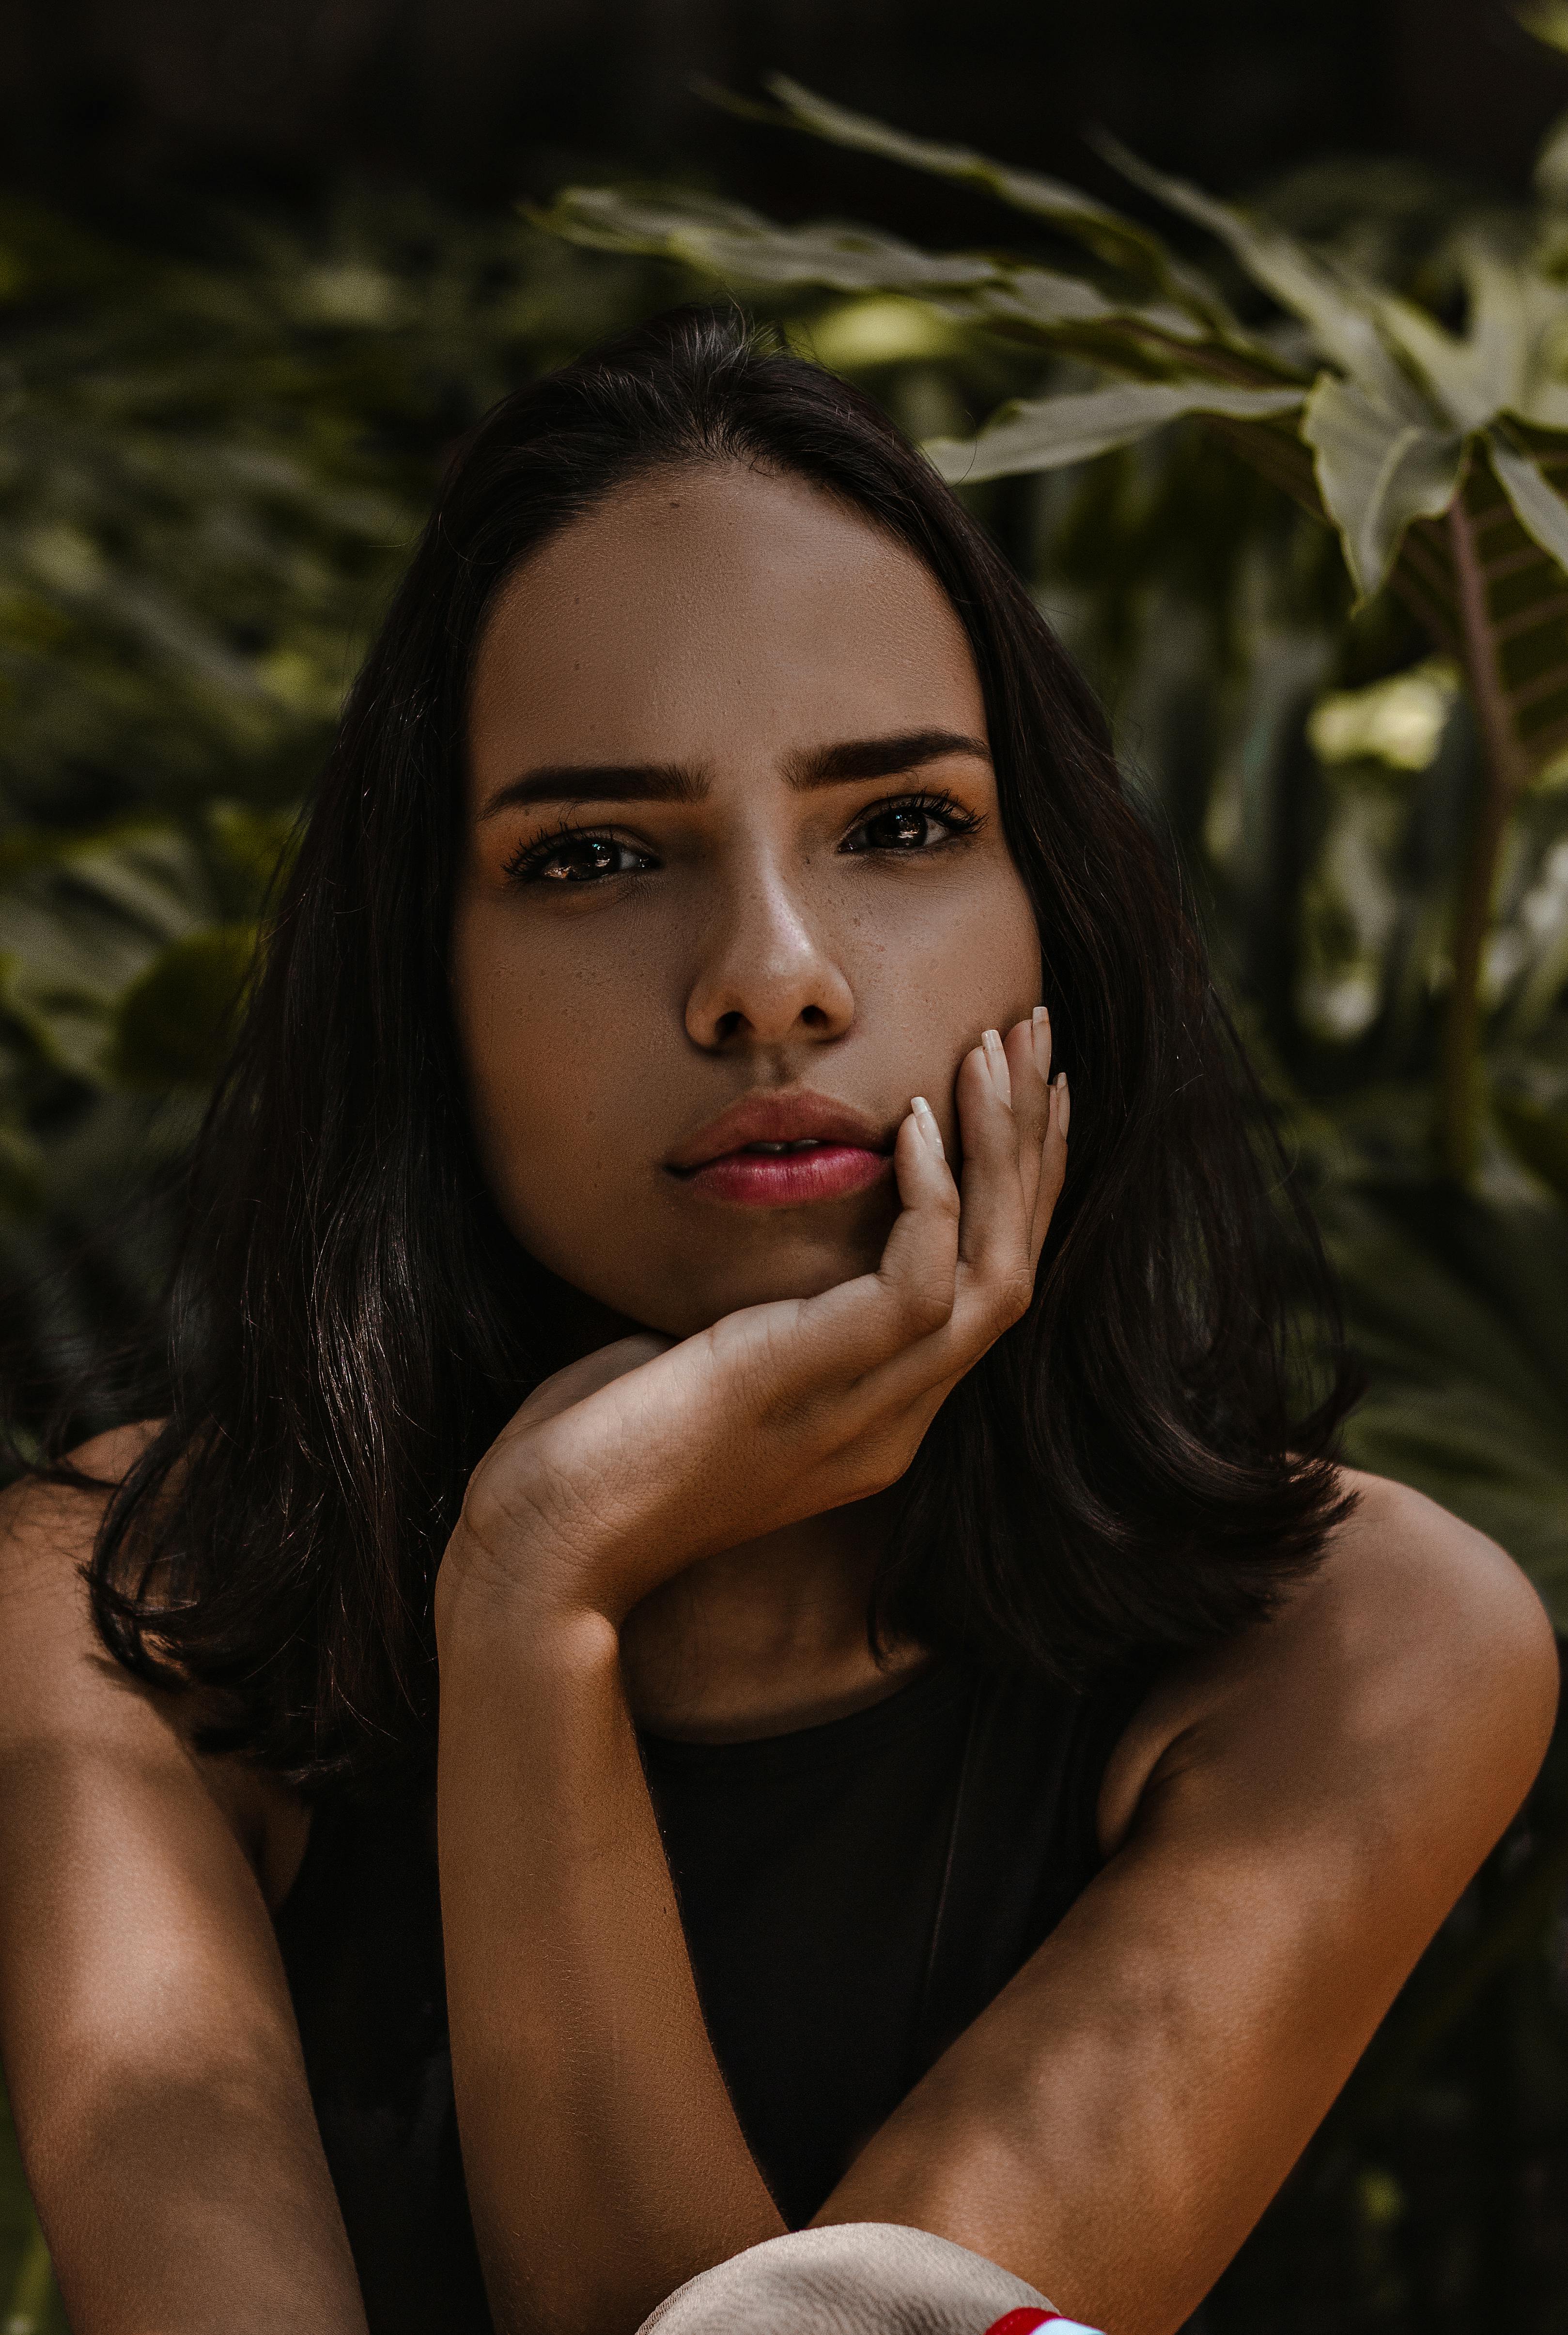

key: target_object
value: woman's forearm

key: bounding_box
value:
[436,1580,783,2335]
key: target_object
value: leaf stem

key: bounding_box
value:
[1439,486,1528,1182]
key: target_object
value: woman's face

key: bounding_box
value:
[451,461,1041,1339]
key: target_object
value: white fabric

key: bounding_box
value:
[634,2221,1098,2335]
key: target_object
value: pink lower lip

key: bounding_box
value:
[678,1144,891,1207]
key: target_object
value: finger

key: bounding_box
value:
[868,1095,962,1344]
[952,1027,1032,1317]
[1004,1006,1053,1233]
[748,1095,962,1405]
[1028,1072,1070,1273]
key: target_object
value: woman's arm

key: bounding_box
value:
[441,1391,1554,2335]
[438,1602,785,2335]
[0,1435,368,2335]
[814,1472,1559,2333]
[435,1012,1553,2335]
[436,1023,1063,2335]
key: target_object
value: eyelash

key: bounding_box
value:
[501,789,984,887]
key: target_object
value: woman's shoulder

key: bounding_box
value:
[0,1420,310,1908]
[1098,1467,1560,1859]
[0,1418,164,1701]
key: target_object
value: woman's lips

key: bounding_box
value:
[680,1142,891,1208]
[666,1090,896,1209]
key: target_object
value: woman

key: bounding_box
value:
[0,307,1555,2335]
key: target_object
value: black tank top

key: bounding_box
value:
[275,1659,1151,2335]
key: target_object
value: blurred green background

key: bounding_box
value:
[5,2,1568,2329]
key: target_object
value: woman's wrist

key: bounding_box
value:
[434,1518,627,1666]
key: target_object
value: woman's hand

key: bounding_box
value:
[437,1012,1067,1643]
[437,1009,1066,2335]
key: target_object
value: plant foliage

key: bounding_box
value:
[6,83,1568,2334]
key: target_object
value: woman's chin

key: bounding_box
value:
[620,1242,887,1341]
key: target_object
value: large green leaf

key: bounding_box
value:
[1386,436,1568,779]
[925,378,1304,484]
[1369,238,1527,433]
[761,76,1231,328]
[538,185,1253,377]
[1489,427,1568,568]
[1094,133,1420,412]
[537,186,998,294]
[1302,374,1467,603]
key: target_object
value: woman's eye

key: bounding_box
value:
[842,797,978,855]
[510,833,653,885]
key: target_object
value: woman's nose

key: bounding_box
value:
[683,865,855,1051]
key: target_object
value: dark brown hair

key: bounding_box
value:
[65,304,1355,1790]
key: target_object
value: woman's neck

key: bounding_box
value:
[619,1493,931,1743]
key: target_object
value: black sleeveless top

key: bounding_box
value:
[275,1659,1151,2335]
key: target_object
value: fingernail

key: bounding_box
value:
[1032,1004,1051,1074]
[982,1027,1011,1105]
[912,1095,944,1159]
[1056,1071,1070,1138]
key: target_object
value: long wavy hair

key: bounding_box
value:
[46,305,1356,1793]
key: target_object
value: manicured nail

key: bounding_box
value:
[982,1027,1011,1105]
[912,1095,945,1159]
[1056,1071,1070,1138]
[1032,1004,1051,1076]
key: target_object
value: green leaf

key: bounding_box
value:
[946,265,1208,343]
[1095,133,1421,413]
[1368,239,1525,433]
[925,378,1305,485]
[762,76,1230,328]
[1518,0,1568,58]
[3,2213,55,2335]
[1323,1176,1568,1624]
[1393,434,1568,780]
[1488,428,1568,571]
[108,924,258,1089]
[536,186,996,293]
[1494,1088,1568,1202]
[540,186,1225,362]
[1302,373,1466,603]
[1535,108,1568,208]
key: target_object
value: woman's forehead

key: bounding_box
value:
[466,464,985,787]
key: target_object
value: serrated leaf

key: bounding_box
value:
[1302,373,1466,603]
[1096,133,1422,415]
[925,378,1305,485]
[763,76,1231,329]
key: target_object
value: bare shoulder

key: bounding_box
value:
[0,1421,164,1734]
[0,1422,309,1903]
[1101,1467,1560,1857]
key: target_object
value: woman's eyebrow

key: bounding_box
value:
[478,729,990,821]
[787,729,992,788]
[479,763,706,819]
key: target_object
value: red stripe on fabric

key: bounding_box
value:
[981,2312,1057,2335]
